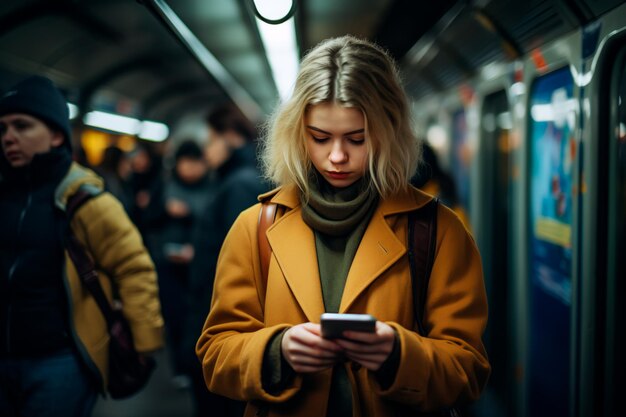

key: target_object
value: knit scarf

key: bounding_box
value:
[300,173,378,417]
[301,173,377,237]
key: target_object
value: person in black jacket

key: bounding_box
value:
[0,76,163,416]
[185,105,269,417]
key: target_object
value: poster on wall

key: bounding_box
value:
[530,68,576,302]
[528,66,576,417]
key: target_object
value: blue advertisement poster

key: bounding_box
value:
[528,67,576,417]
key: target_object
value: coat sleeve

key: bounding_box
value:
[195,204,302,403]
[375,205,490,411]
[73,192,164,352]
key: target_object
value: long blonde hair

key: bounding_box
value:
[260,35,420,199]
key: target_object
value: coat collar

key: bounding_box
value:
[260,183,433,214]
[264,183,434,320]
[54,162,104,211]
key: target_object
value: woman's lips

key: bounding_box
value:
[327,171,350,179]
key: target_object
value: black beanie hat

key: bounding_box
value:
[175,140,203,161]
[0,76,72,149]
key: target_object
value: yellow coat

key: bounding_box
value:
[57,163,164,392]
[197,184,489,417]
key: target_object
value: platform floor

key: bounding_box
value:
[92,349,194,417]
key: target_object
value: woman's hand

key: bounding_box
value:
[281,322,343,373]
[335,321,396,371]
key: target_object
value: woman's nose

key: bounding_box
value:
[329,140,347,164]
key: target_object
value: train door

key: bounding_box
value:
[479,89,512,415]
[602,44,626,417]
[579,17,626,417]
[527,66,576,417]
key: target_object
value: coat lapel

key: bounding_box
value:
[266,208,325,322]
[339,209,406,312]
[264,185,432,320]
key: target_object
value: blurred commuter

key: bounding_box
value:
[411,141,472,231]
[147,139,213,388]
[196,36,490,417]
[0,75,163,416]
[186,106,269,417]
[128,142,163,253]
[96,145,134,214]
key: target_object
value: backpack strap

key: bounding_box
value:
[66,188,95,219]
[65,189,118,329]
[258,202,278,283]
[407,198,439,336]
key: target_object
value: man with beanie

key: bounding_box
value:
[0,75,164,416]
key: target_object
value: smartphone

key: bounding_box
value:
[320,313,377,339]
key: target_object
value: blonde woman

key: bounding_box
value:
[196,35,490,417]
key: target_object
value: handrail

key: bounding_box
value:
[250,0,297,25]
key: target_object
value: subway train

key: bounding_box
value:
[407,2,626,417]
[1,1,625,417]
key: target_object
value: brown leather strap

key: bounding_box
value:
[66,189,93,219]
[407,198,438,336]
[258,202,278,283]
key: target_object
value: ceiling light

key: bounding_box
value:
[84,111,141,135]
[83,110,169,141]
[254,0,299,102]
[139,121,169,142]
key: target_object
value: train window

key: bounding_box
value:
[527,66,575,417]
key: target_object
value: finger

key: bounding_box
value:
[287,354,340,373]
[337,339,395,355]
[337,339,382,352]
[289,328,343,353]
[300,323,345,351]
[342,326,394,344]
[301,322,323,335]
[288,342,341,359]
[340,330,382,343]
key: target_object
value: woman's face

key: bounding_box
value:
[305,102,368,188]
